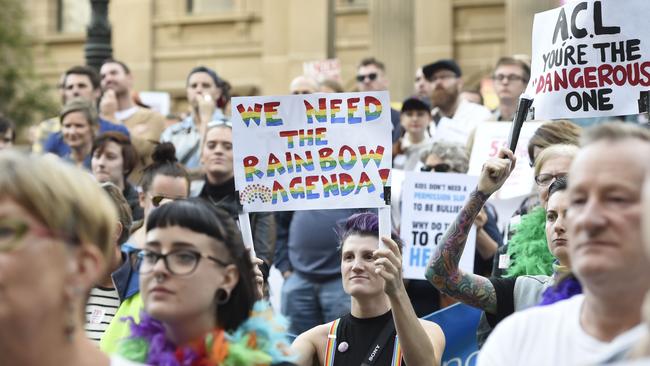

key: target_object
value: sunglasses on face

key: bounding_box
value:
[356,73,378,82]
[421,163,451,173]
[150,195,185,208]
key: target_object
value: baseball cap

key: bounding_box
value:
[422,59,462,80]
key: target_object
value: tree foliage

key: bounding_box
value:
[0,0,57,132]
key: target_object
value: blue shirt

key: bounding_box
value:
[159,109,227,169]
[43,118,131,157]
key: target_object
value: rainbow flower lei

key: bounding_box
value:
[117,301,293,366]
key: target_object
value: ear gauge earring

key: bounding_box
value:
[215,288,231,305]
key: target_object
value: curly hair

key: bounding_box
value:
[420,141,469,173]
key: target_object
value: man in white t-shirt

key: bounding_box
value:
[478,123,650,366]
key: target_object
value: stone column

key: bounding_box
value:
[369,0,414,101]
[506,0,556,56]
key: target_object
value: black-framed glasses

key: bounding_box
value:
[535,172,567,187]
[356,73,378,82]
[492,74,526,83]
[421,163,451,173]
[138,249,230,276]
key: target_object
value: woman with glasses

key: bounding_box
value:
[128,142,190,249]
[117,199,294,365]
[100,142,190,354]
[0,151,140,366]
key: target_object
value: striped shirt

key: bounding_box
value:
[85,286,120,344]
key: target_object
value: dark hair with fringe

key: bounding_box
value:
[92,131,138,179]
[146,198,256,331]
[139,142,190,195]
[337,212,403,254]
[64,65,101,90]
[548,175,568,199]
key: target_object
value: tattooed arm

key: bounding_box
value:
[424,148,515,314]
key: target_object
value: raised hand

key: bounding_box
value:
[373,237,405,297]
[477,148,516,196]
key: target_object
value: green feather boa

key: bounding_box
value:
[505,206,555,277]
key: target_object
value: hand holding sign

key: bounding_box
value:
[478,148,515,196]
[374,236,405,297]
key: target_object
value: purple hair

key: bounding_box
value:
[337,212,403,252]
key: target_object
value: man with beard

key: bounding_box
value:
[422,59,491,145]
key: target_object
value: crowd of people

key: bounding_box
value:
[1,50,650,366]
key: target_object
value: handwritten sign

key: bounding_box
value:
[231,92,393,212]
[469,122,542,200]
[526,0,650,119]
[400,172,477,280]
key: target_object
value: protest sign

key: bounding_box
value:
[424,303,482,366]
[526,0,650,119]
[303,58,342,82]
[231,91,392,212]
[400,171,477,280]
[469,121,542,200]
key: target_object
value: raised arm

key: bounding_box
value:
[375,237,445,366]
[424,149,514,314]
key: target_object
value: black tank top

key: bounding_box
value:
[332,310,404,366]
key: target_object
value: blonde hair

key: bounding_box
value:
[534,144,579,177]
[0,151,117,260]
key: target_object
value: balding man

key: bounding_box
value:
[478,123,650,365]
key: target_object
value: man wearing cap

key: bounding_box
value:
[356,57,402,143]
[422,59,491,144]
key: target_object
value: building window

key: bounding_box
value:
[338,0,367,6]
[187,0,235,13]
[57,0,90,33]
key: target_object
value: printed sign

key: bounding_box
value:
[231,92,392,212]
[400,172,477,280]
[303,58,342,82]
[468,121,542,200]
[526,0,650,119]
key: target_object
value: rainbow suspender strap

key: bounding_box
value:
[391,336,403,366]
[324,318,403,366]
[324,318,340,366]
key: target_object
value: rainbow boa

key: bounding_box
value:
[117,301,293,366]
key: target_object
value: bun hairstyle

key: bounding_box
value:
[139,142,190,194]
